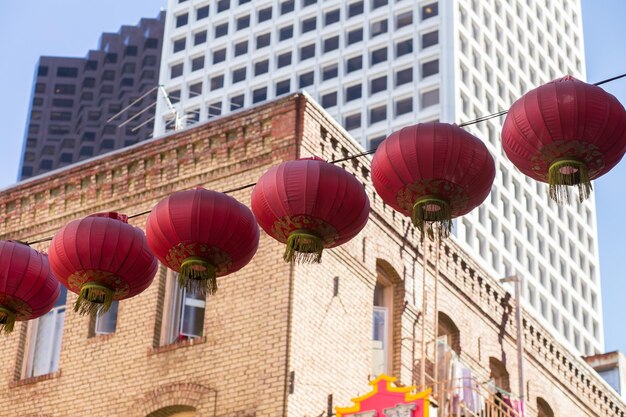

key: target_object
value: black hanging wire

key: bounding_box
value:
[20,72,626,246]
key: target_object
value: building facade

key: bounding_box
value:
[153,0,602,356]
[0,95,623,417]
[19,12,165,180]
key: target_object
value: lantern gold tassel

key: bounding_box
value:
[75,282,114,316]
[0,306,16,334]
[285,231,325,263]
[548,159,592,204]
[412,196,452,241]
[180,257,217,297]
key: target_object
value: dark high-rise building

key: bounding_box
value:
[19,12,165,180]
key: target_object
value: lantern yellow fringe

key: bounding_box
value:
[0,306,16,334]
[284,230,325,263]
[75,282,114,316]
[412,196,452,241]
[180,257,217,297]
[548,159,592,204]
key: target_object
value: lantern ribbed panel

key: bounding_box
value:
[49,212,158,301]
[0,241,60,322]
[251,157,370,252]
[371,122,495,218]
[146,188,260,277]
[502,76,626,182]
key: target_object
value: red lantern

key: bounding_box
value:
[146,188,259,296]
[48,212,158,315]
[0,241,60,333]
[251,156,370,263]
[502,75,626,203]
[371,122,495,240]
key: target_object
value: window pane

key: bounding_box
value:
[422,59,439,78]
[396,68,413,86]
[211,75,224,90]
[258,7,272,22]
[196,5,209,20]
[346,84,362,102]
[302,17,316,33]
[371,48,388,65]
[232,67,246,83]
[257,33,271,49]
[422,3,439,20]
[370,76,387,95]
[235,41,248,56]
[173,38,186,53]
[215,23,228,38]
[299,71,314,88]
[322,64,338,80]
[396,39,413,57]
[30,287,66,377]
[277,52,292,68]
[347,28,363,45]
[231,94,244,110]
[276,79,291,96]
[217,0,230,13]
[422,30,439,48]
[281,0,295,14]
[421,89,440,108]
[179,291,205,338]
[324,36,339,52]
[300,44,315,61]
[255,60,269,75]
[237,15,250,30]
[194,30,207,45]
[346,56,363,72]
[325,9,340,25]
[95,301,118,335]
[395,97,413,115]
[369,105,387,124]
[370,19,388,38]
[253,87,267,103]
[321,91,337,108]
[279,25,293,41]
[345,113,361,130]
[213,49,226,63]
[396,11,413,29]
[348,1,364,17]
[176,13,188,27]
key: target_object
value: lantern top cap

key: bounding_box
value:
[88,212,129,223]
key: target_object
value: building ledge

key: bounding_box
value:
[147,336,207,356]
[10,370,61,388]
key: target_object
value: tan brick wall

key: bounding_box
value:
[0,94,622,417]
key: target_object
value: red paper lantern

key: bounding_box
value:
[371,122,495,240]
[251,156,370,263]
[0,241,60,333]
[146,188,259,296]
[502,75,626,203]
[49,212,158,315]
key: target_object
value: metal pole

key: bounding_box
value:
[433,240,440,386]
[514,277,525,411]
[420,237,428,388]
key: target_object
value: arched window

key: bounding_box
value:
[146,405,196,417]
[537,397,554,417]
[437,312,461,355]
[489,357,511,392]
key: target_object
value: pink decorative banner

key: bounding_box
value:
[336,375,430,417]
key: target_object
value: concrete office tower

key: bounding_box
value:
[154,0,602,355]
[19,12,165,180]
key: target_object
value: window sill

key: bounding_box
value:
[147,336,206,356]
[10,370,61,388]
[86,332,116,344]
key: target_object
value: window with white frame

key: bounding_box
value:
[24,287,67,378]
[372,280,392,376]
[94,300,119,335]
[163,272,206,344]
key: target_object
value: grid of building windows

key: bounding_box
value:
[154,0,601,355]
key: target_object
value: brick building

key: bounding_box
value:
[19,12,165,180]
[1,94,623,416]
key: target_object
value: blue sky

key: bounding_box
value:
[0,1,625,353]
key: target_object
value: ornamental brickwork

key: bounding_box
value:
[0,94,623,417]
